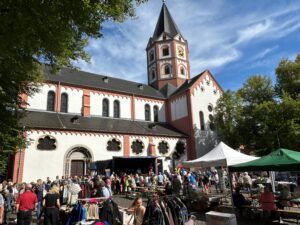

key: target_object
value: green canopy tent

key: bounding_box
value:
[228,148,300,172]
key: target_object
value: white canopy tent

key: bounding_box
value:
[182,142,258,168]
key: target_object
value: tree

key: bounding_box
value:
[254,93,300,154]
[213,90,243,149]
[0,0,146,177]
[275,54,300,99]
[214,58,300,156]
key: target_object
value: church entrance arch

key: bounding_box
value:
[64,147,92,177]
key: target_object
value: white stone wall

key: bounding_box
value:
[153,137,187,172]
[170,95,188,121]
[129,136,149,157]
[22,130,124,182]
[134,98,166,122]
[191,75,221,130]
[27,84,56,111]
[191,74,221,156]
[90,92,131,119]
[60,87,83,114]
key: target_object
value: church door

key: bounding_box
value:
[70,160,84,177]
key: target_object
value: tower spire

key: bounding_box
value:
[146,2,190,90]
[152,3,181,40]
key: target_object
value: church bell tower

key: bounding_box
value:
[146,2,190,90]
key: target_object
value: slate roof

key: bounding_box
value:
[44,67,166,99]
[159,83,177,97]
[152,3,181,40]
[170,71,206,97]
[21,111,187,138]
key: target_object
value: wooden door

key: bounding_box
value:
[71,160,84,177]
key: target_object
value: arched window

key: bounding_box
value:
[113,100,120,118]
[145,104,151,121]
[180,67,185,75]
[102,98,109,117]
[199,111,205,130]
[47,91,55,111]
[162,46,169,56]
[60,93,68,113]
[164,65,171,75]
[37,135,57,150]
[153,105,159,122]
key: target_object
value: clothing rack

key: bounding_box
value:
[77,197,108,202]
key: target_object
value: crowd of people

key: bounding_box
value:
[0,167,230,225]
[2,169,298,225]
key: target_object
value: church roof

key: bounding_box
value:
[152,3,181,40]
[44,67,166,99]
[159,83,177,97]
[170,71,206,97]
[22,111,187,138]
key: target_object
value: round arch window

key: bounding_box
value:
[158,141,169,155]
[107,138,121,151]
[131,140,144,155]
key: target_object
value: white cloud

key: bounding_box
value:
[73,0,300,87]
[251,46,278,61]
[236,20,273,44]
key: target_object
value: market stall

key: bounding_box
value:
[182,142,258,168]
[228,148,300,172]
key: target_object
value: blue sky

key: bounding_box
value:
[74,0,300,91]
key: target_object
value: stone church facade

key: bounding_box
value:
[10,3,223,182]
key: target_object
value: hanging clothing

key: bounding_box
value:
[66,203,84,225]
[100,200,122,225]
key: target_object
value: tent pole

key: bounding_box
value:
[228,170,234,210]
[270,171,276,192]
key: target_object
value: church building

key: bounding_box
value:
[10,3,223,182]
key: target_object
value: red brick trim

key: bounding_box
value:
[184,44,190,79]
[171,41,178,78]
[190,70,223,95]
[186,90,196,160]
[148,136,156,156]
[83,89,90,117]
[12,133,26,183]
[131,95,135,120]
[123,135,130,156]
[55,83,61,112]
[135,96,165,104]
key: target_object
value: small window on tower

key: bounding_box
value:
[180,67,185,75]
[149,51,154,62]
[151,70,156,80]
[164,65,171,75]
[162,46,169,56]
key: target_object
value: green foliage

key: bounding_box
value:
[214,55,300,155]
[275,55,300,99]
[0,0,146,177]
[214,91,243,149]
